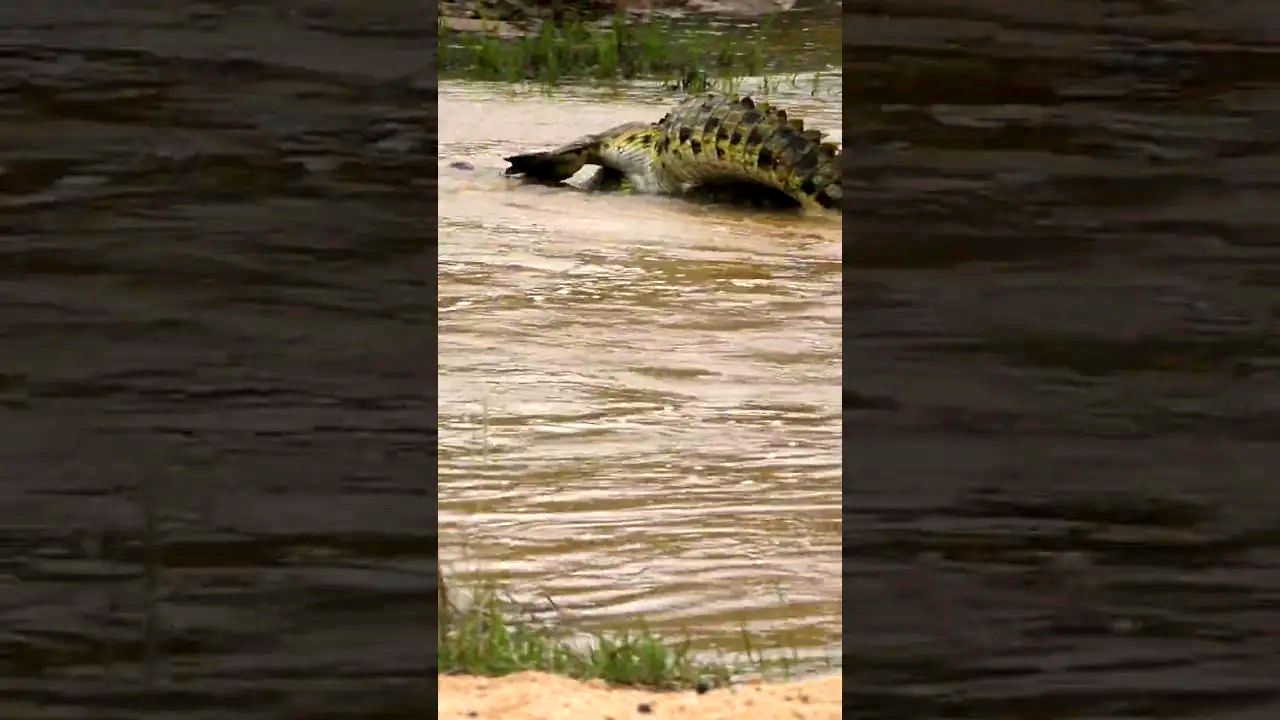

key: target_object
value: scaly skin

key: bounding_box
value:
[504,93,841,211]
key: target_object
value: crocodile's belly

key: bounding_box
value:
[651,93,841,210]
[595,138,669,194]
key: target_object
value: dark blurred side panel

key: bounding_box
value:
[844,2,1280,718]
[0,2,438,717]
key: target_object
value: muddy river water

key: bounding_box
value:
[437,80,843,670]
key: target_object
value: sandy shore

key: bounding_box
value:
[439,671,841,719]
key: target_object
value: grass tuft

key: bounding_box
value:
[439,576,831,690]
[438,12,822,91]
[441,580,735,689]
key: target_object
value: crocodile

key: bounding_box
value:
[503,93,841,211]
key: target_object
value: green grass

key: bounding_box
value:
[439,576,826,690]
[438,12,809,91]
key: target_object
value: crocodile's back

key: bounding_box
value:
[653,94,841,210]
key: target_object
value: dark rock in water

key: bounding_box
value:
[449,161,475,171]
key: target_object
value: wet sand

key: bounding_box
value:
[439,672,841,720]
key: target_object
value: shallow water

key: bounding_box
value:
[847,1,1280,717]
[437,79,844,671]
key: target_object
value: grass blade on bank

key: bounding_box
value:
[440,581,734,689]
[439,576,837,690]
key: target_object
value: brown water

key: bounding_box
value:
[847,1,1280,718]
[437,80,844,670]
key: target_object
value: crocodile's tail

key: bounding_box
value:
[653,93,841,210]
[505,121,653,184]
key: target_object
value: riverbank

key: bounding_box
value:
[439,577,839,715]
[439,0,799,27]
[439,671,842,719]
[437,0,839,87]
